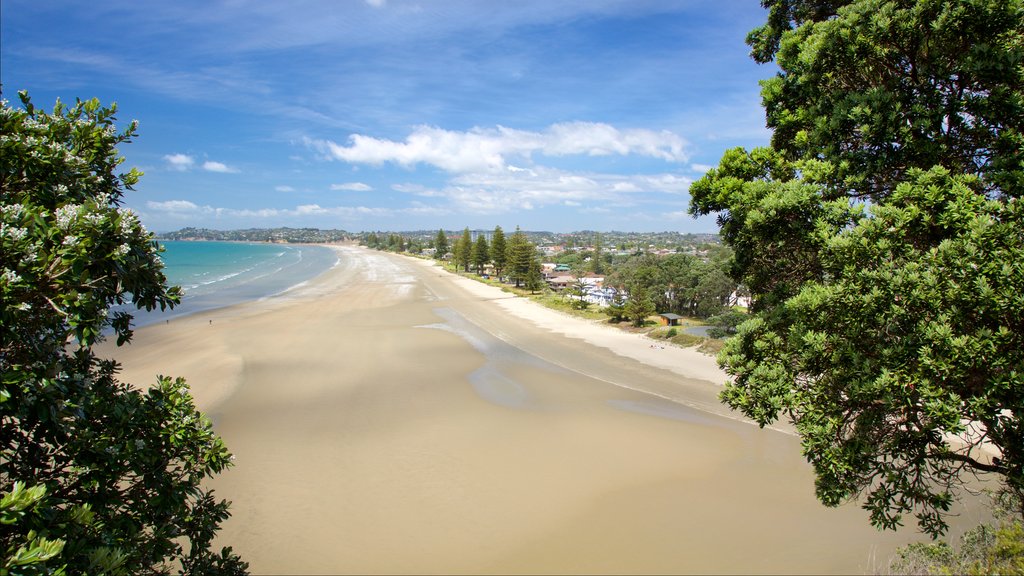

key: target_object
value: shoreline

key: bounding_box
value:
[411,254,727,385]
[96,245,962,574]
[126,241,342,329]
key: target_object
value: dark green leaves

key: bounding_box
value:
[692,0,1024,537]
[1,95,245,573]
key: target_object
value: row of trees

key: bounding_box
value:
[435,226,544,290]
[428,226,741,326]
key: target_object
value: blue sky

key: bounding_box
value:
[2,1,773,233]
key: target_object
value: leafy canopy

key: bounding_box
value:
[690,0,1023,536]
[1,92,246,574]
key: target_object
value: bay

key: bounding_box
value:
[123,241,340,327]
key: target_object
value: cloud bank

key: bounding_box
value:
[302,122,693,217]
[309,122,688,174]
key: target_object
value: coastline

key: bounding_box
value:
[126,241,342,329]
[95,245,956,574]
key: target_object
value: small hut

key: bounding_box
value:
[658,313,683,326]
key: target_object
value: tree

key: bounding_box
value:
[524,259,545,294]
[692,264,734,318]
[606,288,628,323]
[624,285,656,328]
[506,227,535,288]
[705,309,748,339]
[489,226,507,279]
[566,277,590,310]
[590,233,605,275]
[450,236,464,271]
[365,232,380,249]
[0,93,247,573]
[433,229,448,261]
[457,227,473,272]
[472,234,490,275]
[689,0,1023,537]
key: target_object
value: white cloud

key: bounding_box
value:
[690,163,716,174]
[163,153,195,171]
[275,185,296,192]
[388,167,692,215]
[330,182,373,191]
[147,200,202,212]
[365,0,386,7]
[307,121,688,174]
[144,198,392,221]
[203,161,239,173]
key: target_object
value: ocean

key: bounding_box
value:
[124,241,340,327]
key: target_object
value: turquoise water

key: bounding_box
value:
[125,241,340,326]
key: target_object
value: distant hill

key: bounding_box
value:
[157,227,352,244]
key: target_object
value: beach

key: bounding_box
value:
[97,245,962,574]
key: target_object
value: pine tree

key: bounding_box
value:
[490,225,507,279]
[506,226,535,288]
[472,234,490,274]
[458,227,473,272]
[433,229,448,261]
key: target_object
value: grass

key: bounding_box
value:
[439,264,727,354]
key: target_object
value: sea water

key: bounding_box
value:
[123,241,340,327]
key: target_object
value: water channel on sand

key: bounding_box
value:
[102,247,989,574]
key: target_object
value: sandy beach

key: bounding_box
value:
[97,245,978,574]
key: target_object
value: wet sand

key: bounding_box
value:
[97,246,984,574]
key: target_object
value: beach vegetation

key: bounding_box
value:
[705,309,747,339]
[524,259,545,294]
[364,231,381,249]
[565,277,591,310]
[455,227,473,272]
[472,234,490,274]
[606,289,627,323]
[690,0,1024,537]
[590,232,605,275]
[606,251,735,319]
[0,92,246,574]
[433,229,448,261]
[506,227,537,288]
[490,226,507,279]
[624,285,656,327]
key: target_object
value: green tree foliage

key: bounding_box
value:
[606,289,628,323]
[364,232,380,249]
[489,226,507,279]
[705,309,748,339]
[450,237,463,270]
[566,277,591,310]
[506,227,535,288]
[472,234,490,274]
[625,285,656,327]
[457,227,472,272]
[433,229,448,261]
[384,233,405,252]
[590,233,605,275]
[0,93,246,574]
[524,259,545,294]
[608,252,735,318]
[890,521,1024,575]
[689,0,1024,536]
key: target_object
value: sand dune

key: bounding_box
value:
[97,246,971,574]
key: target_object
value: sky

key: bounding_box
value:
[2,1,774,233]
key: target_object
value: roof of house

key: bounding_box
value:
[659,313,684,320]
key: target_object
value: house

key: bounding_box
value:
[546,275,576,290]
